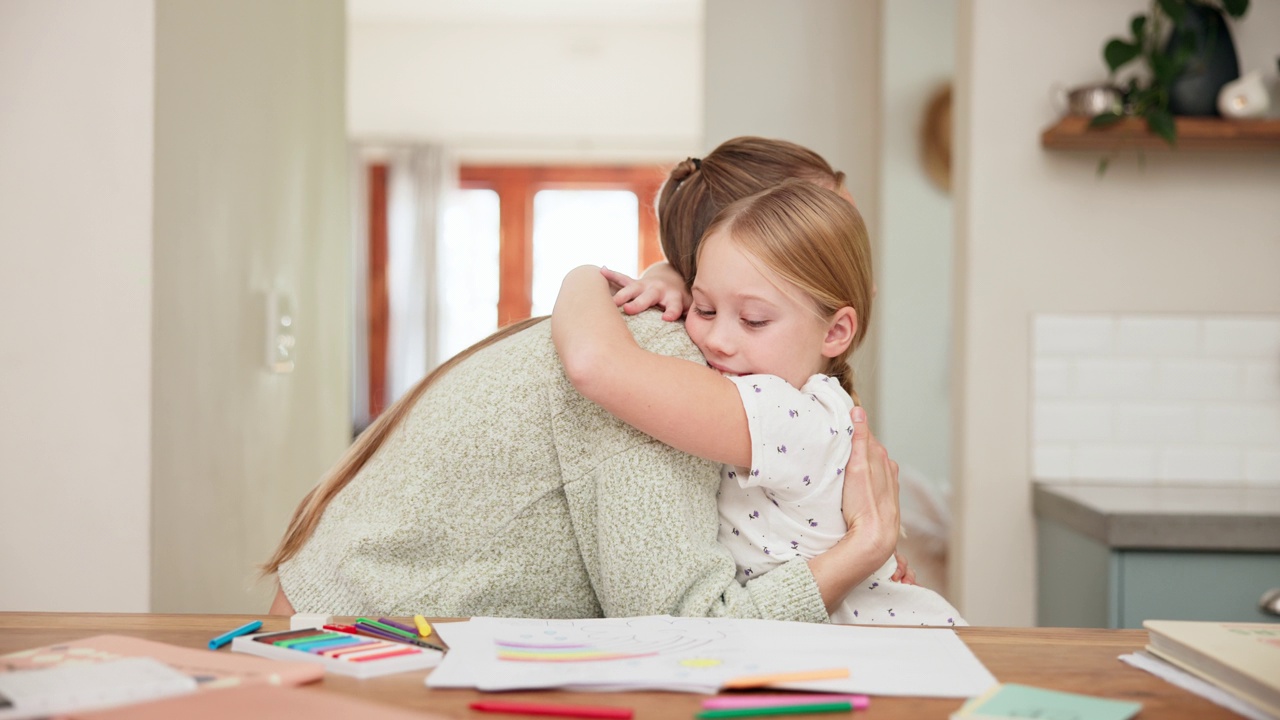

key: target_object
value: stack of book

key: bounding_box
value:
[1142,620,1280,718]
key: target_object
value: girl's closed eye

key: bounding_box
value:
[692,306,716,319]
[742,318,769,329]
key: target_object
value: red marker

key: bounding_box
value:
[469,700,633,719]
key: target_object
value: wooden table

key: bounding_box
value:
[0,612,1240,718]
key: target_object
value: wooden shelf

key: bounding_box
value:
[1041,115,1280,151]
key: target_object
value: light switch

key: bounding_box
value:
[267,291,296,374]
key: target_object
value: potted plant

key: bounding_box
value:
[1092,0,1250,145]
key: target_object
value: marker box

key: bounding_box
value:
[231,627,442,679]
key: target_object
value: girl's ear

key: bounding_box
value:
[821,307,857,358]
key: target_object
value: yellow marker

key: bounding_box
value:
[722,667,849,689]
[414,614,433,638]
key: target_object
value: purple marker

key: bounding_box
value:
[377,617,420,635]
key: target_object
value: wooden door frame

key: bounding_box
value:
[458,164,668,326]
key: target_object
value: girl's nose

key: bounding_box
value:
[703,319,735,356]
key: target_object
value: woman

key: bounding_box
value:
[264,137,905,621]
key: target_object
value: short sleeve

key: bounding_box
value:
[726,374,854,502]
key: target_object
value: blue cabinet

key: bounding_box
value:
[1034,482,1280,629]
[1037,518,1280,628]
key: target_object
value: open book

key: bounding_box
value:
[1144,620,1280,717]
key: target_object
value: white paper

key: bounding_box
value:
[1118,652,1276,720]
[428,616,997,698]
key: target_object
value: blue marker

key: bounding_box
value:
[208,620,263,650]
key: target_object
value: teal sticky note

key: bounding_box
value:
[961,683,1141,720]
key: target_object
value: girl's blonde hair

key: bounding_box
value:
[699,180,873,401]
[659,137,845,288]
[263,137,849,574]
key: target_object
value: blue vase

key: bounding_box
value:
[1164,2,1241,116]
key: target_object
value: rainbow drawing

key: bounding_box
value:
[494,640,659,663]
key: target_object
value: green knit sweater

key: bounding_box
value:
[278,311,828,622]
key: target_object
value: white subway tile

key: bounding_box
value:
[1201,404,1280,446]
[1243,362,1280,401]
[1074,444,1157,480]
[1114,403,1197,443]
[1202,317,1280,358]
[1158,446,1244,483]
[1034,359,1072,398]
[1074,359,1157,400]
[1245,451,1280,483]
[1034,401,1114,442]
[1034,315,1114,357]
[1033,444,1073,480]
[1115,317,1199,357]
[1156,360,1241,401]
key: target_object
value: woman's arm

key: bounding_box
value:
[269,584,295,615]
[551,265,751,467]
[806,406,902,613]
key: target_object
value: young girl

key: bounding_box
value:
[552,180,962,626]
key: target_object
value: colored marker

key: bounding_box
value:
[414,614,433,638]
[703,695,869,710]
[208,620,263,650]
[357,617,418,640]
[469,700,633,719]
[377,617,419,635]
[696,702,855,719]
[722,668,850,689]
[335,623,447,652]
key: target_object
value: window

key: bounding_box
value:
[363,162,672,422]
[455,165,668,329]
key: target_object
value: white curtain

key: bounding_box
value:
[351,144,455,432]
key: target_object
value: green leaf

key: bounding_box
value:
[1221,0,1248,18]
[1152,51,1179,85]
[1104,39,1141,72]
[1090,112,1125,128]
[1157,0,1186,23]
[1146,108,1177,146]
[1130,14,1147,42]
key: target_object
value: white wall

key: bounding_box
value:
[704,0,882,412]
[348,16,702,162]
[0,0,350,614]
[0,0,155,612]
[952,0,1280,625]
[878,0,955,488]
[150,0,351,613]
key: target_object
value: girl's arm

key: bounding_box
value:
[603,262,692,321]
[551,265,751,468]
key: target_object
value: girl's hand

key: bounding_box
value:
[601,263,691,322]
[840,406,901,570]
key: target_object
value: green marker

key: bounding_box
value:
[356,617,419,640]
[696,702,855,719]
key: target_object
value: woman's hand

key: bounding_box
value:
[601,263,691,321]
[840,406,901,568]
[806,406,904,613]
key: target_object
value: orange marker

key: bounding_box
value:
[721,667,850,689]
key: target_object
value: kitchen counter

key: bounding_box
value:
[1033,482,1280,552]
[1034,482,1280,627]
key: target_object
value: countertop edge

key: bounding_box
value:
[1032,482,1280,552]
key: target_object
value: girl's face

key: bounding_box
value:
[685,230,836,390]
